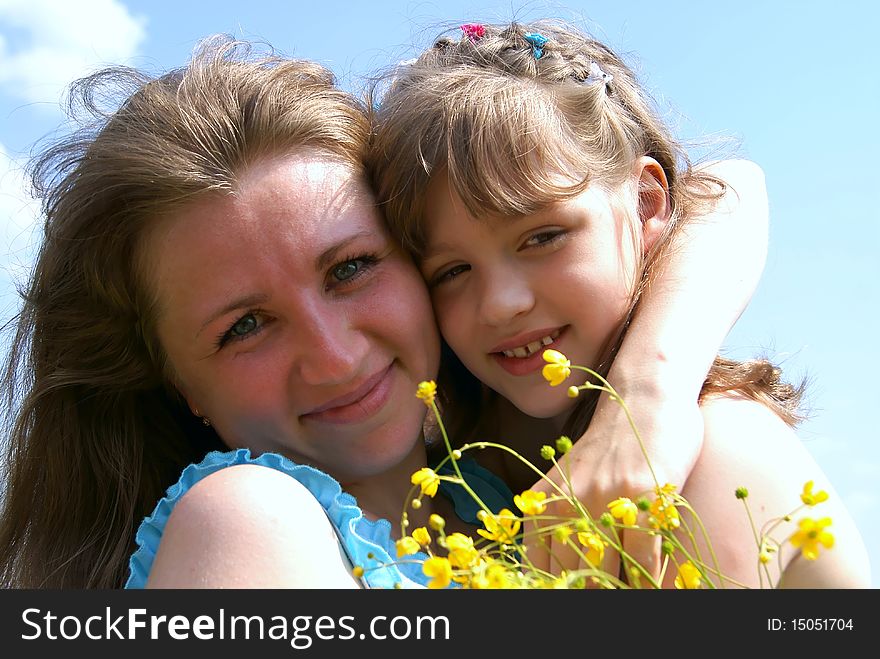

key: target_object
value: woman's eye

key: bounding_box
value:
[332,260,361,282]
[230,314,258,337]
[216,313,262,348]
[328,255,378,287]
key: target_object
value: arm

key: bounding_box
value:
[532,159,769,579]
[147,464,361,588]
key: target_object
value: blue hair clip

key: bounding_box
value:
[523,32,549,59]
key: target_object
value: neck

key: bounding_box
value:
[340,443,477,538]
[340,443,433,529]
[480,396,571,493]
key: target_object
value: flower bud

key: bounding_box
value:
[555,436,572,454]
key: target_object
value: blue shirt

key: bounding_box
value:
[126,448,515,589]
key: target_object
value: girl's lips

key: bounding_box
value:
[301,364,394,425]
[490,327,567,377]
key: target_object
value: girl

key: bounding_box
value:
[369,20,870,587]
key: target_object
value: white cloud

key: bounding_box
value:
[0,0,147,106]
[0,142,39,321]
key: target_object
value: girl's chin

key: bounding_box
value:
[507,393,576,421]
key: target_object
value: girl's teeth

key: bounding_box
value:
[500,331,560,359]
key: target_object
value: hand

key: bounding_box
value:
[525,387,704,587]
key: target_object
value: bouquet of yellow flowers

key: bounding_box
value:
[362,350,834,589]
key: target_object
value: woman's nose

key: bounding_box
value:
[293,300,369,386]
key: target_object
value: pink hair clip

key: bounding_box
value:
[460,24,486,41]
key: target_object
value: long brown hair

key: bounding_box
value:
[368,20,803,444]
[0,36,372,588]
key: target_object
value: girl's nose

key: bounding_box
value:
[477,265,535,327]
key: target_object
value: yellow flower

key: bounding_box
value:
[415,380,437,405]
[411,467,440,498]
[412,527,431,547]
[674,561,703,589]
[649,496,681,531]
[477,508,522,544]
[576,531,606,566]
[541,349,571,386]
[423,556,453,589]
[553,525,574,545]
[800,481,829,507]
[514,490,548,516]
[446,533,480,572]
[790,517,834,560]
[396,536,421,557]
[607,497,639,527]
[429,514,446,531]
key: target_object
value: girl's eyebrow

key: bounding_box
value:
[420,241,455,261]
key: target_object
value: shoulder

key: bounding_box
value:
[686,394,870,588]
[167,463,328,535]
[695,394,823,505]
[147,463,360,588]
[700,393,795,451]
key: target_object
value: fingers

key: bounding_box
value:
[619,527,663,587]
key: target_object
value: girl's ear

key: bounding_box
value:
[634,156,670,253]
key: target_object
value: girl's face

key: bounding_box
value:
[421,171,660,420]
[144,153,440,482]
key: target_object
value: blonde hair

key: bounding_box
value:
[368,20,802,442]
[0,36,371,588]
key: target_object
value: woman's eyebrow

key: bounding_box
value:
[314,231,374,271]
[197,293,270,338]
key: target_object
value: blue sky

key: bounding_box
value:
[1,0,877,586]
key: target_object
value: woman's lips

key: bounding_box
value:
[301,364,394,425]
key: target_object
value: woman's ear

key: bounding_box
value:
[177,387,200,418]
[634,156,670,253]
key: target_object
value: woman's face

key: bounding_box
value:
[419,174,650,420]
[144,153,440,481]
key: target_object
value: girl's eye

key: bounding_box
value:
[523,230,563,248]
[217,312,262,348]
[432,263,470,287]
